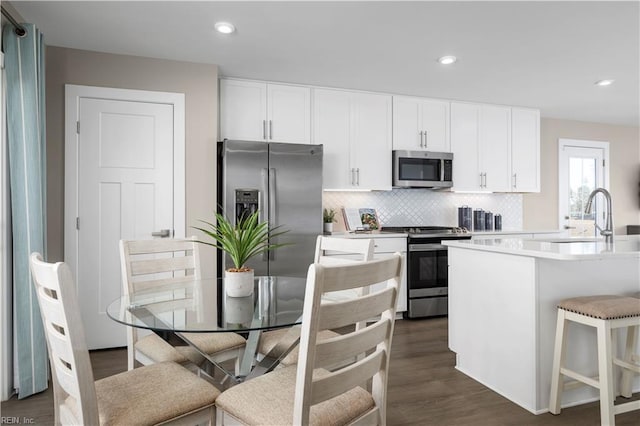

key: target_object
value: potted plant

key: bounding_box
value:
[323,208,337,234]
[194,211,288,297]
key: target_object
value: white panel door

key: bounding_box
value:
[558,140,608,237]
[220,79,267,141]
[267,84,311,144]
[479,105,511,192]
[78,98,174,349]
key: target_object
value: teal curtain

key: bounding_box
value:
[3,24,48,398]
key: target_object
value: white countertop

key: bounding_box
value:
[326,232,408,239]
[328,229,562,239]
[469,229,564,236]
[443,235,640,260]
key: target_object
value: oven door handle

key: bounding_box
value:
[409,243,446,251]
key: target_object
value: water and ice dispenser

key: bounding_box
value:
[235,189,259,224]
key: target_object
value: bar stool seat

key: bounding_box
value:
[549,295,640,425]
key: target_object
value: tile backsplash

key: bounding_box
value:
[323,189,523,231]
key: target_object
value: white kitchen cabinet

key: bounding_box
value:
[511,108,540,192]
[450,102,511,192]
[479,105,511,192]
[220,79,311,143]
[370,238,407,313]
[313,88,392,190]
[325,236,407,313]
[392,96,450,152]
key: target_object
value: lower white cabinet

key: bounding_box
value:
[323,237,407,313]
[370,238,407,313]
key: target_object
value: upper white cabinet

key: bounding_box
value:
[313,88,392,190]
[393,96,450,152]
[451,102,539,193]
[451,103,510,192]
[479,105,511,192]
[219,79,311,143]
[511,108,540,192]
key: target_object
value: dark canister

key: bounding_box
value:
[473,209,485,231]
[494,214,502,231]
[484,211,494,231]
[458,206,473,230]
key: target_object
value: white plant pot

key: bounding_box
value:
[225,270,254,297]
[225,295,254,324]
[323,222,334,234]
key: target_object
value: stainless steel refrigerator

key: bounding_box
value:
[217,140,323,278]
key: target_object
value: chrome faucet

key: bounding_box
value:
[584,188,614,243]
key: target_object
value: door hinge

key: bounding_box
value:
[76,121,80,134]
[76,217,80,230]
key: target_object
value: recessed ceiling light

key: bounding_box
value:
[438,56,457,65]
[215,22,236,34]
[594,79,615,86]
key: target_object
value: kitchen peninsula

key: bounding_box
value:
[444,236,640,414]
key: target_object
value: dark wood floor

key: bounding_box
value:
[2,318,639,425]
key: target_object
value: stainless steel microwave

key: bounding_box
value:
[392,150,453,188]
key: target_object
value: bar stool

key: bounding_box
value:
[549,295,640,425]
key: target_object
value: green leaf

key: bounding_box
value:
[192,211,292,270]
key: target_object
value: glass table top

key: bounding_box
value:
[106,276,307,333]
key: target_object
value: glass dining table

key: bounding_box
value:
[106,275,307,386]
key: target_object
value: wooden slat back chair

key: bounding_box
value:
[29,253,219,426]
[314,235,375,265]
[120,237,245,370]
[257,236,375,366]
[216,254,403,425]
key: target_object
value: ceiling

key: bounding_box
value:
[9,1,640,126]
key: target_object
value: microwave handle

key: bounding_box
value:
[441,159,445,182]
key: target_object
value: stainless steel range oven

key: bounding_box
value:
[382,226,471,319]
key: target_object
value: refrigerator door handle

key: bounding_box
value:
[269,168,277,261]
[261,168,269,261]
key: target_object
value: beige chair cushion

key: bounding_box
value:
[215,365,374,425]
[136,332,245,365]
[259,328,340,365]
[66,362,219,425]
[186,331,246,353]
[558,295,640,320]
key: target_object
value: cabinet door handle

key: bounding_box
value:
[483,173,487,188]
[262,120,267,140]
[423,130,427,148]
[351,168,355,186]
[356,168,360,186]
[269,120,273,140]
[419,131,424,148]
[512,173,517,188]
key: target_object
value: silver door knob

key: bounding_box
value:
[151,229,171,238]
